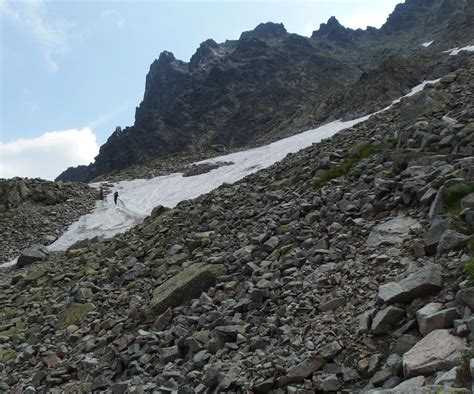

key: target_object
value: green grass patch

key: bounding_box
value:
[463,258,474,284]
[313,143,377,188]
[444,183,474,215]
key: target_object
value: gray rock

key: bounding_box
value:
[17,245,49,268]
[367,217,421,247]
[378,264,443,305]
[319,297,346,312]
[416,303,459,335]
[429,186,445,219]
[460,193,474,210]
[402,329,466,377]
[319,341,343,359]
[150,263,226,314]
[370,368,394,386]
[424,216,450,255]
[371,306,406,335]
[392,375,425,390]
[437,230,470,255]
[278,356,326,387]
[313,373,341,391]
[455,287,474,309]
[433,366,460,387]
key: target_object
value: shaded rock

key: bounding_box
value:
[436,230,470,255]
[371,306,406,335]
[17,245,49,268]
[424,216,450,255]
[455,287,474,309]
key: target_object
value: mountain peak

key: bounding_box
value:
[240,22,287,40]
[311,16,354,43]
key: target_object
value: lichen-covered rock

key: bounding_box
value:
[151,263,226,314]
[58,302,96,328]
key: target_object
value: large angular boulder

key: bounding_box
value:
[416,303,459,335]
[17,245,49,268]
[367,217,421,247]
[402,329,466,377]
[151,263,225,314]
[378,264,443,305]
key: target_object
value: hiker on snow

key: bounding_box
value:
[99,187,104,200]
[114,191,119,205]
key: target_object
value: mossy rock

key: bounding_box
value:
[58,302,95,328]
[1,348,16,363]
[22,267,49,282]
[151,263,226,314]
[276,224,291,235]
[268,249,280,262]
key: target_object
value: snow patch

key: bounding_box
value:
[444,45,474,56]
[422,41,434,48]
[0,78,441,266]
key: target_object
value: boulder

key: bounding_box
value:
[436,230,470,255]
[17,245,49,268]
[455,287,474,309]
[378,264,443,305]
[416,303,459,335]
[424,217,450,255]
[150,263,226,314]
[371,306,406,335]
[402,329,466,377]
[367,217,421,247]
[278,356,326,387]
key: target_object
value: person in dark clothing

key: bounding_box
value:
[99,187,104,201]
[114,191,119,205]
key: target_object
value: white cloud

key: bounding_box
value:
[0,0,68,72]
[101,9,125,29]
[0,128,99,180]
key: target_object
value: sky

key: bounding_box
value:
[0,0,402,180]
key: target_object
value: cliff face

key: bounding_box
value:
[56,0,474,182]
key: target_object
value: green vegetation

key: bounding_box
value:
[444,183,474,216]
[463,258,474,284]
[462,240,474,283]
[313,143,377,188]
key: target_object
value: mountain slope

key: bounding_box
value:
[56,0,474,182]
[3,60,474,392]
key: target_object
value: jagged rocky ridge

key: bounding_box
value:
[0,179,97,263]
[56,0,474,182]
[2,60,474,392]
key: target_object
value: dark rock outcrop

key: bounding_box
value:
[56,0,474,184]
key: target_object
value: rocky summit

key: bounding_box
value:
[1,50,474,394]
[56,0,474,182]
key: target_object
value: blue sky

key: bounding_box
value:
[0,0,401,180]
